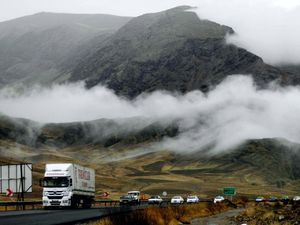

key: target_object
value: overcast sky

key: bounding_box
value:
[0,0,300,64]
[0,0,299,22]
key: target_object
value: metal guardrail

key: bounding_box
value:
[0,199,214,212]
[0,200,122,211]
[0,201,43,211]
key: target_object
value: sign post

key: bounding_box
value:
[0,163,32,209]
[223,187,236,201]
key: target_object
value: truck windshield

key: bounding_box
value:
[43,177,69,187]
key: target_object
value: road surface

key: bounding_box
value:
[0,206,134,225]
[191,208,244,225]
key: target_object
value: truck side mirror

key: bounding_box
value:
[69,178,72,186]
[39,178,43,187]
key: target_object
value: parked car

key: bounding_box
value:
[255,196,265,202]
[213,196,225,204]
[293,196,300,201]
[171,196,184,204]
[119,194,136,205]
[148,195,163,204]
[186,195,199,203]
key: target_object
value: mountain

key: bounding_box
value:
[0,12,132,87]
[0,113,178,147]
[67,6,289,97]
[1,6,300,198]
[1,114,300,197]
[1,6,298,96]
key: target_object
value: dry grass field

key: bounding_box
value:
[1,138,299,202]
[88,202,230,225]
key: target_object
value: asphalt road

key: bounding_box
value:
[191,208,244,225]
[0,206,132,225]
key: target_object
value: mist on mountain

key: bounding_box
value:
[1,75,300,153]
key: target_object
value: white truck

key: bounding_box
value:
[127,191,141,204]
[41,163,95,208]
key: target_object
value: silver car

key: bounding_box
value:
[148,195,163,204]
[186,195,199,203]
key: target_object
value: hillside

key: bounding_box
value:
[1,6,300,199]
[0,12,131,88]
[1,114,300,198]
[0,6,298,96]
[68,6,288,97]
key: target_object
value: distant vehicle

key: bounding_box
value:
[293,196,300,201]
[148,195,163,204]
[255,196,265,202]
[269,196,278,202]
[119,195,136,205]
[171,196,184,204]
[127,191,140,204]
[41,163,95,208]
[281,196,289,204]
[214,196,225,204]
[186,195,199,203]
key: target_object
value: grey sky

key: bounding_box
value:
[1,0,299,22]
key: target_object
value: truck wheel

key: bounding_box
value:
[83,199,92,209]
[71,197,80,209]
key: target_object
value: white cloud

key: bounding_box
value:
[193,0,300,65]
[1,75,300,153]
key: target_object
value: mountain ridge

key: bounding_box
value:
[1,6,299,95]
[67,6,291,97]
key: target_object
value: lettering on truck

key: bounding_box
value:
[78,169,90,180]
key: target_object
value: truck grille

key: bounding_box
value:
[48,196,63,199]
[50,201,61,206]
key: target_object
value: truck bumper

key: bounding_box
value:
[43,197,71,207]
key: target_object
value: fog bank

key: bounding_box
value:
[1,75,300,152]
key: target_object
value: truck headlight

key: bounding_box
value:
[44,192,49,196]
[62,191,69,196]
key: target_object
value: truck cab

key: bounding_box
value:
[127,191,140,204]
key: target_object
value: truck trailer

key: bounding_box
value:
[41,163,95,208]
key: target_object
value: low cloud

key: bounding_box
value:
[1,75,300,153]
[192,0,300,65]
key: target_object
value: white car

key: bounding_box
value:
[186,195,199,203]
[148,195,163,204]
[255,196,265,202]
[214,196,225,203]
[171,196,184,204]
[293,196,300,201]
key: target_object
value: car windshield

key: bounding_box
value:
[151,196,160,198]
[173,196,181,199]
[188,196,196,199]
[43,177,69,187]
[128,192,139,196]
[121,195,132,199]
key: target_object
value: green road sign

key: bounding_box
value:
[223,187,236,196]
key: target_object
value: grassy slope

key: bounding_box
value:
[0,138,299,201]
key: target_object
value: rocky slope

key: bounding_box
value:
[1,6,298,96]
[0,12,131,87]
[68,6,289,97]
